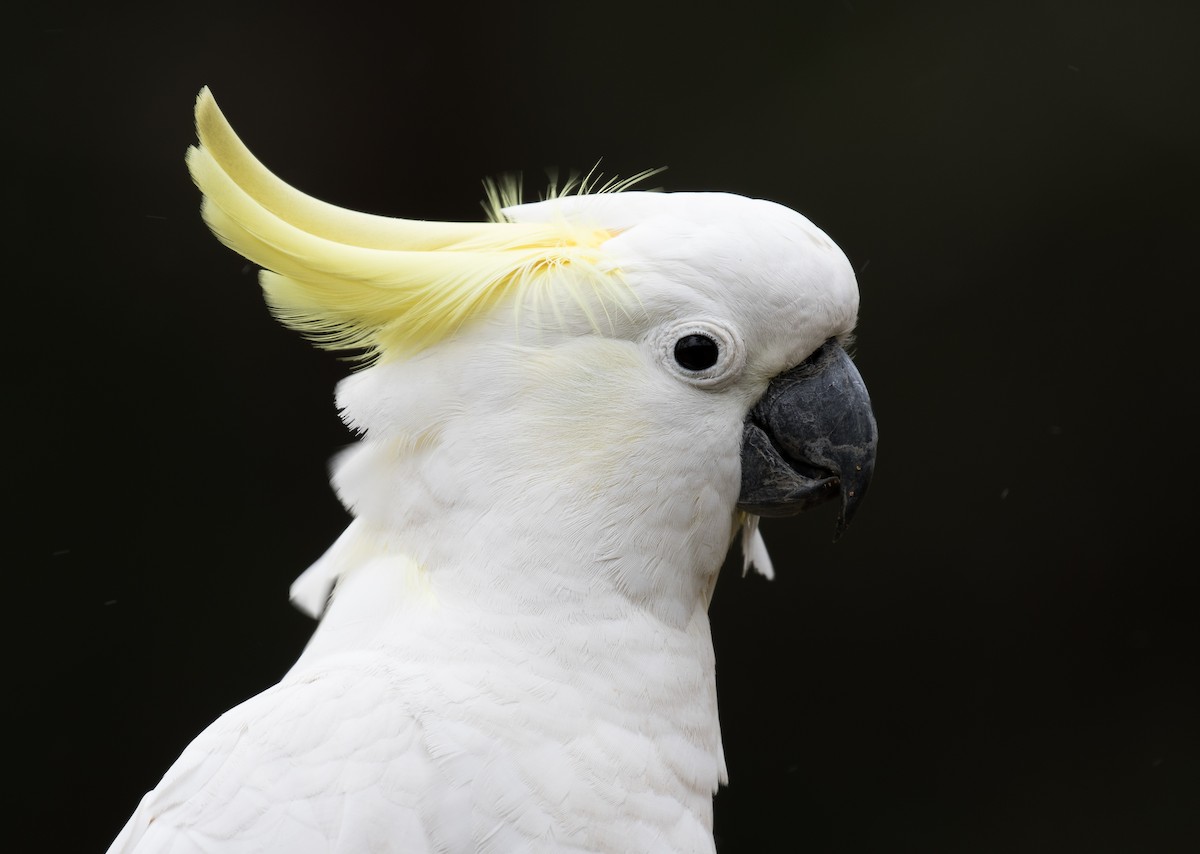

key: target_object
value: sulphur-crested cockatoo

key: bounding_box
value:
[108,87,877,854]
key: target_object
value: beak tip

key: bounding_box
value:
[834,461,874,541]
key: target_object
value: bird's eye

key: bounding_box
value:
[674,334,720,371]
[655,319,745,389]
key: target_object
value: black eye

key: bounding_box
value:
[674,334,720,371]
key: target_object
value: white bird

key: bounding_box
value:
[108,87,877,854]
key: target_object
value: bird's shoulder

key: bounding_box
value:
[109,656,446,853]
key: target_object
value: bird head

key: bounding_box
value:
[187,88,877,620]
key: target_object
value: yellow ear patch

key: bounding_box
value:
[187,87,629,362]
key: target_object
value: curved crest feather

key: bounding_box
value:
[188,88,656,363]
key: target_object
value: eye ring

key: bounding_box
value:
[655,319,746,389]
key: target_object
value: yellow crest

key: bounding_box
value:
[187,88,634,361]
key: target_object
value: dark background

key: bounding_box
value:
[14,1,1197,851]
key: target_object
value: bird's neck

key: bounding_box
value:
[321,427,743,626]
[289,539,730,821]
[292,502,730,665]
[292,420,739,691]
[285,428,738,808]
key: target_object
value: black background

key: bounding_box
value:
[14,1,1198,851]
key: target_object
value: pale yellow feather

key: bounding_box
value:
[187,87,630,360]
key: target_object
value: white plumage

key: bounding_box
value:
[108,89,876,853]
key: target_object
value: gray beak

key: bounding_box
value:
[737,339,878,540]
